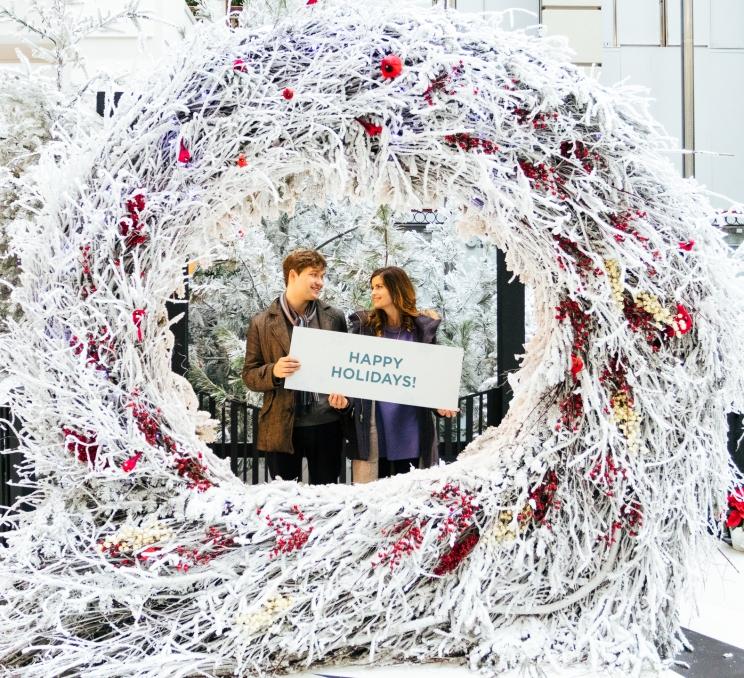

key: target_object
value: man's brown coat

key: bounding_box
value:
[242,298,348,453]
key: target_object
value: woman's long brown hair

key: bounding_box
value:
[367,266,419,336]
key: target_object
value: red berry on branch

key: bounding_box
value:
[282,88,294,100]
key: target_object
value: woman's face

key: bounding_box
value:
[370,275,393,311]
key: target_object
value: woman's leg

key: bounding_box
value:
[352,459,377,483]
[353,403,380,484]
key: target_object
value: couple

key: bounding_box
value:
[242,249,457,485]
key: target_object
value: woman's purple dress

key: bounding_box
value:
[376,326,420,461]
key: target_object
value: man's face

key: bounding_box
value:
[288,266,325,302]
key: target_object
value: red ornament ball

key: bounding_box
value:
[282,88,294,100]
[381,54,403,79]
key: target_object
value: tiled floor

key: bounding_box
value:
[293,540,744,678]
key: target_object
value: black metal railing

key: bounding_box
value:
[197,394,264,484]
[439,388,499,461]
[0,406,22,542]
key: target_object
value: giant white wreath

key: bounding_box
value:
[1,2,743,676]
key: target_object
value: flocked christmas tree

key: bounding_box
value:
[0,0,150,329]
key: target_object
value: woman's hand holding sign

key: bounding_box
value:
[328,393,349,409]
[273,356,301,379]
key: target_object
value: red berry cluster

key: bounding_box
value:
[422,62,463,105]
[556,392,584,432]
[374,517,425,570]
[430,483,481,576]
[620,500,643,537]
[599,357,634,408]
[559,140,599,173]
[62,427,99,464]
[513,107,557,129]
[96,539,131,566]
[518,159,566,197]
[444,133,499,155]
[127,399,164,447]
[127,394,214,491]
[600,499,643,545]
[432,530,480,576]
[119,193,148,248]
[432,483,477,541]
[264,504,313,558]
[621,297,663,351]
[554,236,604,278]
[175,526,236,572]
[555,298,592,353]
[588,452,627,497]
[525,470,560,525]
[608,210,650,246]
[174,456,213,492]
[69,325,116,373]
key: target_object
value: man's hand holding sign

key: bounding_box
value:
[275,355,350,410]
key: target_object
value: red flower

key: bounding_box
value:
[237,154,248,167]
[178,140,191,163]
[381,54,403,79]
[727,489,744,529]
[355,117,382,136]
[671,304,693,336]
[282,87,294,100]
[570,354,584,378]
[679,240,695,251]
[307,0,317,4]
[232,58,247,73]
[122,452,142,473]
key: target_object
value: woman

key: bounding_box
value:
[329,266,457,483]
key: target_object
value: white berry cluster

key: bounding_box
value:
[484,510,517,547]
[97,523,173,555]
[235,595,294,635]
[634,292,673,326]
[611,392,641,453]
[605,259,624,307]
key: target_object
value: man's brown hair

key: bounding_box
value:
[282,249,327,285]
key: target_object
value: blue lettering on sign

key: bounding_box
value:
[329,350,417,389]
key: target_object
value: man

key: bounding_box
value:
[242,249,348,484]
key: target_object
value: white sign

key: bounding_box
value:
[284,326,463,410]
